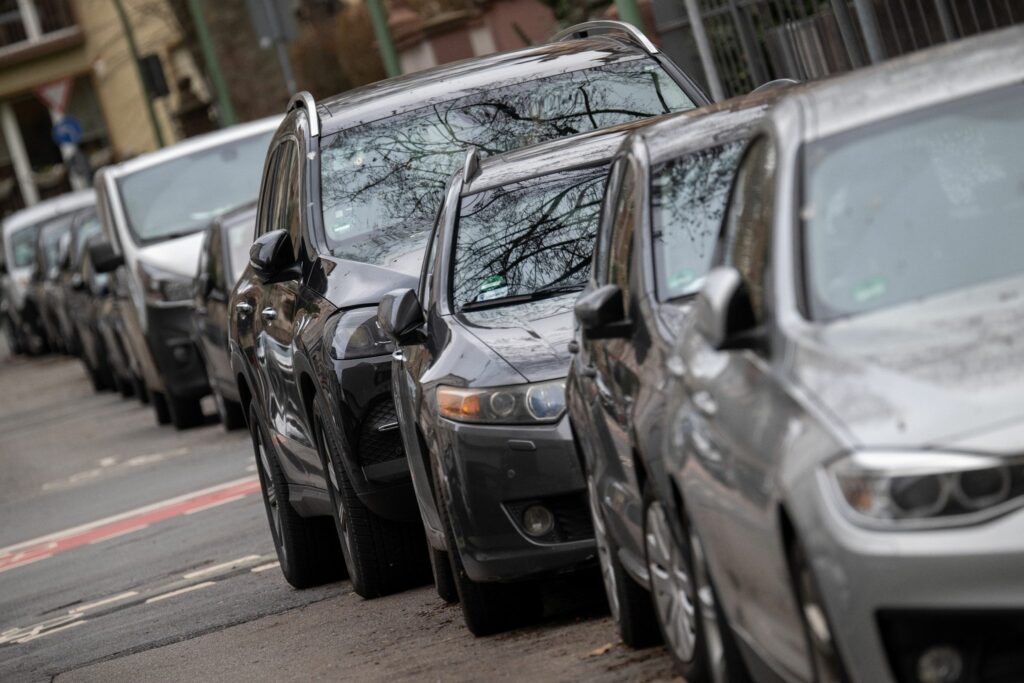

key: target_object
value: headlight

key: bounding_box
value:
[328,307,393,360]
[827,451,1024,528]
[436,380,566,424]
[138,262,192,304]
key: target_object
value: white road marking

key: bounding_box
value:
[15,619,86,644]
[250,561,280,573]
[182,494,247,516]
[42,448,191,492]
[183,555,262,580]
[69,591,139,614]
[245,463,257,473]
[0,476,257,557]
[0,615,81,645]
[87,524,148,545]
[0,552,53,574]
[99,457,117,467]
[144,581,216,604]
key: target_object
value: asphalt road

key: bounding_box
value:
[0,347,681,682]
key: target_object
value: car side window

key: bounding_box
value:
[594,159,623,285]
[721,137,777,323]
[208,229,224,293]
[270,142,300,253]
[255,146,282,239]
[608,163,637,314]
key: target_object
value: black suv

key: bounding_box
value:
[230,21,708,596]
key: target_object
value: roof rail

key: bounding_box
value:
[552,20,658,55]
[288,91,320,137]
[462,147,481,186]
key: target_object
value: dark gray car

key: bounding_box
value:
[378,123,653,635]
[663,26,1024,683]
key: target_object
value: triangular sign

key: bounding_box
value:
[35,79,73,115]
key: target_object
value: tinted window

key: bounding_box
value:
[320,58,694,267]
[226,219,254,284]
[721,137,775,323]
[38,214,75,272]
[118,130,273,245]
[452,168,607,311]
[72,210,102,267]
[651,140,746,300]
[9,223,42,267]
[608,165,637,313]
[804,85,1024,320]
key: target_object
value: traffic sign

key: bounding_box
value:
[52,116,83,146]
[35,78,73,115]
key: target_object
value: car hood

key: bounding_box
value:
[459,294,575,383]
[136,231,206,279]
[791,276,1024,452]
[316,235,427,310]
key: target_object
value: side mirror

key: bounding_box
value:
[89,240,124,274]
[379,288,426,346]
[695,266,759,351]
[249,229,295,279]
[575,284,629,340]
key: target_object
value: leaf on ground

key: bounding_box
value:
[588,642,614,657]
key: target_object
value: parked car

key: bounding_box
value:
[566,89,785,674]
[0,190,95,355]
[662,27,1024,683]
[67,211,117,391]
[90,118,279,429]
[55,206,104,359]
[379,121,645,633]
[29,210,79,353]
[230,20,709,596]
[93,263,139,399]
[193,203,256,430]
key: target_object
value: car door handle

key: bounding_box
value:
[235,302,253,316]
[693,390,718,417]
[392,349,405,361]
[261,308,277,321]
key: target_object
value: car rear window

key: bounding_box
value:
[320,58,694,267]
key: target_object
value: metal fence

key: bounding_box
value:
[653,0,1024,99]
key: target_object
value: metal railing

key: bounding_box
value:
[0,0,76,52]
[655,0,1023,99]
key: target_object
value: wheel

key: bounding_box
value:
[115,373,135,398]
[431,451,542,636]
[429,543,459,604]
[84,360,105,393]
[645,494,708,679]
[134,376,150,405]
[168,394,204,430]
[213,387,246,430]
[587,473,660,648]
[313,401,429,599]
[151,391,172,425]
[790,540,848,683]
[250,403,343,588]
[688,513,752,683]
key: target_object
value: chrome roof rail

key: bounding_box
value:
[552,20,659,55]
[462,147,481,185]
[288,91,320,137]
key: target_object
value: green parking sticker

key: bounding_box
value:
[478,275,508,302]
[853,277,887,303]
[669,269,696,290]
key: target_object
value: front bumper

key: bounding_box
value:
[144,303,209,399]
[793,471,1024,683]
[436,414,595,583]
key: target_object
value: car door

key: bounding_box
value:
[203,226,233,393]
[258,135,322,486]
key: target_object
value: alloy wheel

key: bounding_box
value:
[587,474,620,623]
[645,500,698,664]
[690,528,728,683]
[319,424,354,566]
[255,427,284,564]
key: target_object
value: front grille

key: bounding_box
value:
[505,492,594,544]
[356,399,404,467]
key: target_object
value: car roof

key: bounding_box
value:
[100,116,281,180]
[460,116,668,195]
[318,37,655,135]
[782,24,1024,142]
[2,189,95,239]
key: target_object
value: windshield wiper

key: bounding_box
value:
[461,283,584,312]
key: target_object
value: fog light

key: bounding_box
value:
[522,504,554,537]
[917,645,963,683]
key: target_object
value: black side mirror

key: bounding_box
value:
[378,288,426,346]
[575,284,630,340]
[695,266,760,351]
[249,229,295,279]
[89,240,124,274]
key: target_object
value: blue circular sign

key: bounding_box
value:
[52,115,83,145]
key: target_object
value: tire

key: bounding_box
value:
[168,394,204,430]
[151,391,172,425]
[213,387,246,431]
[429,543,459,604]
[313,401,429,598]
[134,376,150,405]
[115,374,135,398]
[587,472,660,648]
[432,451,542,636]
[790,539,848,683]
[85,361,105,393]
[249,403,343,588]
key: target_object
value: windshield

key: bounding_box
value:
[803,84,1024,320]
[452,167,607,312]
[320,58,694,267]
[226,219,254,284]
[117,130,272,245]
[9,223,41,268]
[651,140,747,300]
[38,214,75,272]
